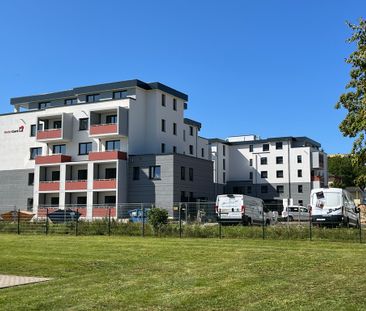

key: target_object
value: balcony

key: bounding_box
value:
[90,123,118,136]
[36,112,73,142]
[35,154,72,165]
[39,181,60,192]
[89,107,128,138]
[37,129,62,140]
[89,151,127,161]
[65,180,88,191]
[93,179,116,189]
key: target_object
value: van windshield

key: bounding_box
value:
[312,192,341,208]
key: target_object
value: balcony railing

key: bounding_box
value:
[35,154,72,165]
[88,151,127,161]
[90,123,118,136]
[36,129,62,140]
[65,180,88,190]
[93,179,117,189]
[39,181,60,191]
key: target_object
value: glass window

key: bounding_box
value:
[30,147,42,159]
[38,102,50,109]
[263,144,269,151]
[249,172,253,180]
[173,98,177,110]
[105,168,116,179]
[261,157,267,165]
[298,169,302,177]
[249,145,253,152]
[276,142,283,150]
[190,126,194,136]
[28,173,34,186]
[86,94,99,103]
[183,130,186,141]
[79,118,89,130]
[53,121,62,129]
[113,90,127,99]
[106,140,120,151]
[161,119,166,132]
[51,197,59,206]
[77,170,87,180]
[189,145,193,155]
[149,166,161,180]
[189,168,194,181]
[161,94,166,106]
[52,171,60,181]
[261,171,268,178]
[65,98,77,105]
[223,172,226,183]
[161,143,165,153]
[277,185,284,193]
[249,159,253,166]
[223,159,226,170]
[181,166,185,180]
[106,115,117,124]
[297,155,302,163]
[298,185,303,193]
[79,142,92,155]
[133,167,140,180]
[247,186,252,193]
[276,156,283,164]
[223,145,226,156]
[173,123,177,135]
[77,197,87,205]
[173,146,177,153]
[277,170,284,178]
[299,200,304,206]
[201,148,204,157]
[52,144,66,154]
[30,124,37,137]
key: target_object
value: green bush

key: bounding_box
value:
[148,208,168,236]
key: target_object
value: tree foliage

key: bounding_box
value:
[147,208,168,235]
[336,18,366,189]
[328,156,356,188]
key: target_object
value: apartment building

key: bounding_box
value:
[210,135,328,209]
[0,79,214,216]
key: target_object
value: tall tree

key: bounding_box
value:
[335,18,366,189]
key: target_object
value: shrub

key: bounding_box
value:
[148,208,168,236]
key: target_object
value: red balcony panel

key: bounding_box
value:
[93,179,116,189]
[311,176,321,181]
[37,129,62,140]
[65,180,87,190]
[39,181,60,191]
[88,151,127,161]
[35,154,72,164]
[90,124,117,135]
[92,207,116,218]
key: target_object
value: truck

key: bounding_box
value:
[310,188,360,228]
[215,194,271,225]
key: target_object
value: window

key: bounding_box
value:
[79,142,92,155]
[297,155,302,163]
[261,185,268,193]
[298,169,302,177]
[276,156,283,164]
[249,159,253,166]
[183,130,186,141]
[277,185,284,193]
[106,115,117,124]
[38,102,50,109]
[77,197,87,205]
[106,140,120,151]
[52,171,60,181]
[104,196,116,204]
[261,171,268,178]
[276,142,283,150]
[105,168,116,179]
[52,144,66,154]
[161,94,166,106]
[249,172,253,180]
[30,147,42,159]
[223,159,226,170]
[298,185,303,193]
[78,170,87,180]
[51,197,59,206]
[173,98,177,110]
[173,123,177,135]
[28,173,34,186]
[149,166,161,180]
[181,166,185,180]
[161,119,166,132]
[189,145,194,155]
[298,200,303,206]
[181,191,186,202]
[27,198,33,211]
[263,144,269,151]
[276,170,284,178]
[223,145,226,156]
[223,172,226,183]
[133,167,140,180]
[249,144,253,152]
[261,157,267,165]
[79,118,89,130]
[190,126,194,136]
[65,98,77,105]
[53,120,62,129]
[201,148,204,157]
[86,94,99,103]
[189,168,194,181]
[161,143,165,153]
[30,124,37,137]
[173,146,177,153]
[247,186,252,194]
[113,90,127,99]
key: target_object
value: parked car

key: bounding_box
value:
[215,194,271,225]
[310,188,360,227]
[282,206,309,221]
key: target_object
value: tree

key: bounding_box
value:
[327,155,356,188]
[335,18,366,189]
[147,208,168,236]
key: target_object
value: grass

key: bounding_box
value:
[0,236,366,310]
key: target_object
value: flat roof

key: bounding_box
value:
[11,79,188,105]
[184,118,202,130]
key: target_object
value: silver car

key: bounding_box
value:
[282,206,310,221]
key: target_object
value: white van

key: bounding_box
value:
[216,194,271,225]
[310,188,360,227]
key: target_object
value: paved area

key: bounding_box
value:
[0,274,51,289]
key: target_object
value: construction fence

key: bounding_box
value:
[0,203,364,243]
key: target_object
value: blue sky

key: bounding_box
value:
[0,0,364,154]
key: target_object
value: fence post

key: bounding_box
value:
[108,207,111,236]
[75,208,79,236]
[179,203,182,238]
[309,209,312,241]
[359,209,362,244]
[262,208,265,240]
[142,203,145,238]
[185,203,188,224]
[219,210,222,239]
[46,208,49,235]
[17,208,20,235]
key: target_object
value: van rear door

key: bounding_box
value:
[218,195,242,220]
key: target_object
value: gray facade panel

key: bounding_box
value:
[0,169,34,210]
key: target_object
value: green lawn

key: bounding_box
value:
[0,235,365,310]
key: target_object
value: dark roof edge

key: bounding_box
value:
[11,79,188,105]
[184,118,202,130]
[228,136,321,147]
[208,138,230,144]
